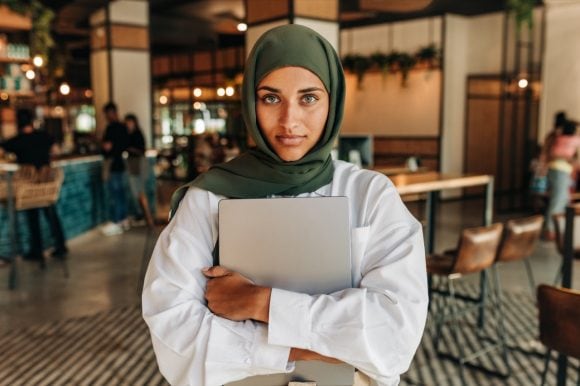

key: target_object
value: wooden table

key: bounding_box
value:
[389,171,494,253]
[0,162,20,289]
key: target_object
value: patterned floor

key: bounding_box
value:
[0,287,577,386]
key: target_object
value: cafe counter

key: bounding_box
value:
[0,154,157,256]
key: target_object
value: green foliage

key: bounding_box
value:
[507,0,534,30]
[342,43,439,89]
[342,54,372,89]
[0,0,55,60]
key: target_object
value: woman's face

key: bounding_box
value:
[125,119,136,132]
[256,66,329,162]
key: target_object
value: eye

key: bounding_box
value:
[301,94,319,105]
[260,94,280,104]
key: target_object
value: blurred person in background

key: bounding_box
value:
[124,113,147,224]
[101,102,129,236]
[0,109,68,266]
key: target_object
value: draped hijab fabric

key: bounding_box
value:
[170,24,345,215]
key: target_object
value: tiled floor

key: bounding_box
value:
[0,195,579,384]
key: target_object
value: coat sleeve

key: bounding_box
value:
[267,178,429,385]
[142,187,292,386]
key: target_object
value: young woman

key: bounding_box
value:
[124,113,147,221]
[142,25,428,386]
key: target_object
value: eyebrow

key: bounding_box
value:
[257,86,326,93]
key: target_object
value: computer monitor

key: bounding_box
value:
[337,134,374,168]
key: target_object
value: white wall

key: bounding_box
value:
[340,17,442,55]
[111,50,152,146]
[467,13,504,74]
[539,1,580,139]
[441,15,469,197]
[342,70,441,136]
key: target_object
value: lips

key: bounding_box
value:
[276,135,306,146]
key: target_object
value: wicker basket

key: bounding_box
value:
[0,166,64,210]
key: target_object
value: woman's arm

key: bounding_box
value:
[266,180,428,385]
[141,188,293,386]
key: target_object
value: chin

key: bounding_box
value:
[278,151,305,162]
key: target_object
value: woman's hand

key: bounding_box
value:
[289,348,342,364]
[203,266,271,322]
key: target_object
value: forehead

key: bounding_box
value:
[257,66,326,90]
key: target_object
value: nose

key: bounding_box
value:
[278,101,300,130]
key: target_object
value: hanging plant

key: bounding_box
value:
[370,52,391,84]
[416,44,439,68]
[0,0,55,61]
[396,53,416,87]
[342,54,371,90]
[507,0,534,31]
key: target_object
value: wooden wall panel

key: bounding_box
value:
[152,57,171,76]
[465,99,500,176]
[194,51,212,72]
[246,0,289,24]
[110,25,148,50]
[0,6,32,30]
[295,0,338,20]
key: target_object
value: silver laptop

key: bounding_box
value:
[218,197,354,386]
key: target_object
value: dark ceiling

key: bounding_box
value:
[40,0,538,87]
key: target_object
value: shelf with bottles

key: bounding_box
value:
[0,33,31,62]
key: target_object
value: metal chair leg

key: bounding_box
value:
[449,278,468,386]
[553,262,563,286]
[540,349,552,386]
[491,265,511,376]
[523,259,537,299]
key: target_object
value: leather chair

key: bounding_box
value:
[427,223,509,383]
[537,284,580,386]
[495,215,543,296]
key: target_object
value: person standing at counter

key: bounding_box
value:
[0,109,68,264]
[124,113,147,222]
[101,102,129,236]
[142,25,428,386]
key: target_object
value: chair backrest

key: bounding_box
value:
[138,194,155,230]
[496,215,543,263]
[537,284,580,359]
[452,223,504,275]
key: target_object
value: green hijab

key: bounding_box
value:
[171,24,345,215]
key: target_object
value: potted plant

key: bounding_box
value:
[371,52,391,84]
[507,0,535,32]
[342,54,372,90]
[416,44,439,68]
[396,53,417,87]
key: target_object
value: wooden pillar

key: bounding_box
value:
[245,0,340,55]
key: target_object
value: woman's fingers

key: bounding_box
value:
[202,265,231,278]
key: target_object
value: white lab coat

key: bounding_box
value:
[142,160,428,386]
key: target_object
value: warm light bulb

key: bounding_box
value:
[217,87,226,97]
[193,88,202,97]
[0,93,8,101]
[225,86,234,96]
[193,101,202,110]
[237,23,247,32]
[33,55,44,67]
[25,70,35,80]
[518,78,528,89]
[59,82,71,95]
[84,89,93,98]
[159,95,168,105]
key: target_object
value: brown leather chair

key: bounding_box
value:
[137,193,169,295]
[537,284,580,386]
[495,215,543,296]
[427,223,509,382]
